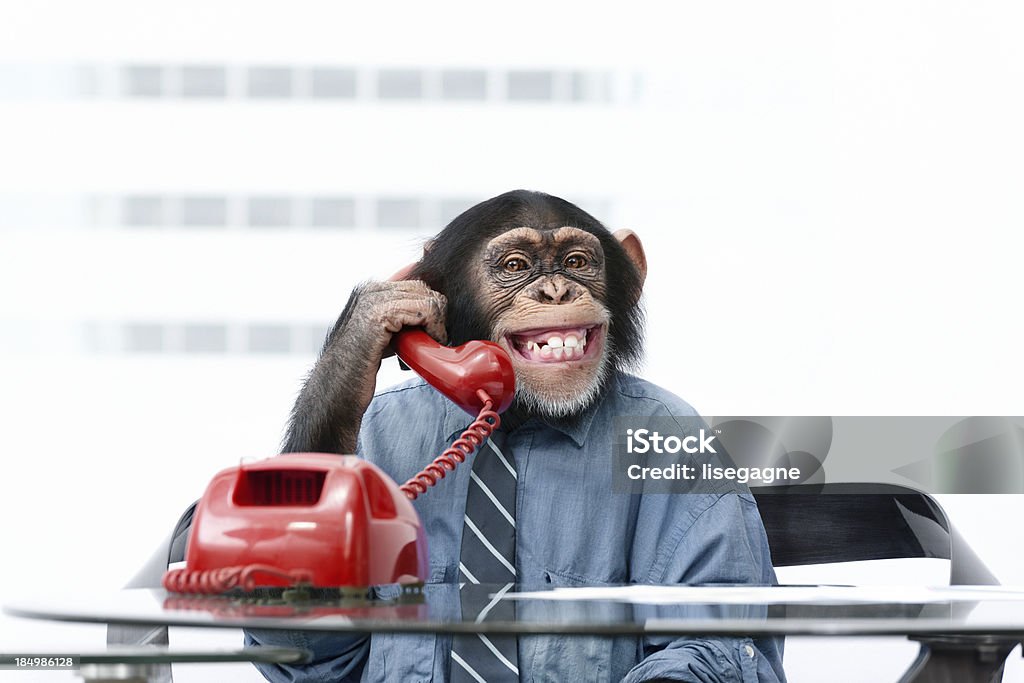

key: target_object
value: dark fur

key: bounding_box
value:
[281,286,365,453]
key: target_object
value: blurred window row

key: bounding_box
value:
[91,322,333,355]
[0,194,612,229]
[117,194,482,228]
[1,64,618,103]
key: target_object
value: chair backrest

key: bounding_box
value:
[168,501,197,566]
[750,483,999,585]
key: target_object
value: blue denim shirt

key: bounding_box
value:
[247,371,786,682]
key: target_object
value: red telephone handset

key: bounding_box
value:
[393,329,515,416]
[386,264,515,416]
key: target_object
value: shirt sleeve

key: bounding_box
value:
[623,493,787,683]
[244,628,369,683]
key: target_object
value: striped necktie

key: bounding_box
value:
[450,431,519,682]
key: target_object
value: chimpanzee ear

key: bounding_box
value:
[389,239,435,281]
[388,262,417,281]
[613,229,647,286]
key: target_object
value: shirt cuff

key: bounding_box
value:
[622,636,763,683]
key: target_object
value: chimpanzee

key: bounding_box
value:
[282,190,647,455]
[251,190,785,683]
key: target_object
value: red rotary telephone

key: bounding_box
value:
[162,329,515,596]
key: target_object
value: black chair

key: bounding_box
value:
[751,483,1016,682]
[751,482,998,585]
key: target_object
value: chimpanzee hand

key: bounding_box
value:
[282,280,447,455]
[339,280,448,361]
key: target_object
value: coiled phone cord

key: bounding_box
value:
[162,563,313,594]
[399,389,500,500]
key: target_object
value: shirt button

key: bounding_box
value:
[744,644,755,658]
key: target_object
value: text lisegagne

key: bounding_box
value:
[623,427,801,485]
[626,463,802,484]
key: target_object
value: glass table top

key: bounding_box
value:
[6,584,1024,637]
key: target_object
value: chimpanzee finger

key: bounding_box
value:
[362,279,438,298]
[378,299,445,338]
[423,292,447,344]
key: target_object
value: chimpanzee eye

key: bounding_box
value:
[564,253,588,269]
[503,256,530,272]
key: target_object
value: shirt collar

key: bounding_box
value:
[442,372,618,448]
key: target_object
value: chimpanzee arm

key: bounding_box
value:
[281,280,446,455]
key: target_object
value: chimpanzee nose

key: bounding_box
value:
[529,275,581,304]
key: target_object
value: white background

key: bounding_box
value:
[1,2,1022,681]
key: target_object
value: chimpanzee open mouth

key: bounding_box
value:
[507,324,603,363]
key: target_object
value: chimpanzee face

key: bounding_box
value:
[413,190,646,420]
[475,226,614,418]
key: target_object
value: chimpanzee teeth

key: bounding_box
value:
[514,326,596,359]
